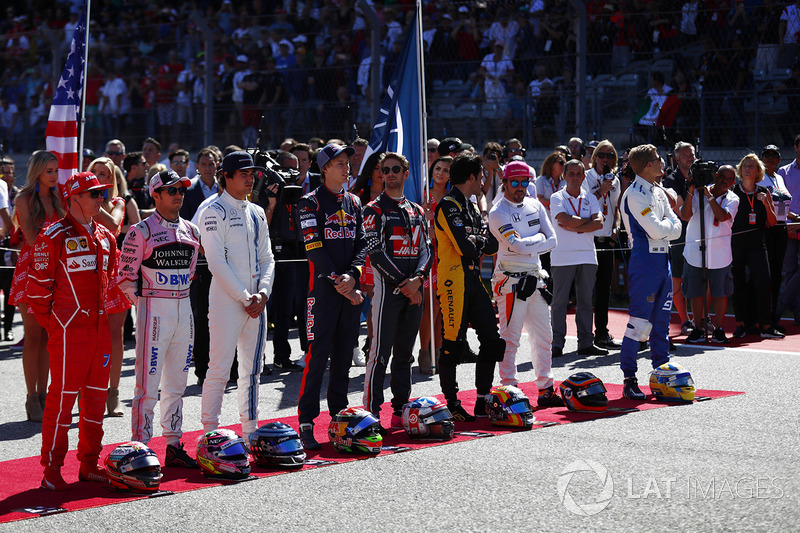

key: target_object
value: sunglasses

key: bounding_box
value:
[485,152,501,160]
[595,152,615,159]
[88,190,104,198]
[554,159,566,165]
[506,179,530,188]
[381,165,403,175]
[428,147,438,153]
[158,186,187,196]
[106,151,123,156]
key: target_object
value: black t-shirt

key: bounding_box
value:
[663,168,690,244]
[731,183,769,249]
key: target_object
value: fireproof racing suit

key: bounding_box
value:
[199,190,274,442]
[488,195,557,388]
[117,210,200,446]
[619,175,682,377]
[27,214,116,469]
[362,192,431,415]
[297,183,366,426]
[434,187,504,407]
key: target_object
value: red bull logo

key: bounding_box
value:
[324,209,357,227]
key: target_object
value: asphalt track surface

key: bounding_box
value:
[0,313,797,532]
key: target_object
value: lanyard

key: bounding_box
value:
[743,186,756,212]
[567,196,582,217]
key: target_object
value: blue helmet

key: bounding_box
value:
[650,363,695,402]
[250,422,306,468]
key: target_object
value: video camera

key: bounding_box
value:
[689,159,718,188]
[247,147,304,205]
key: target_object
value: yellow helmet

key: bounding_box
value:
[649,363,695,402]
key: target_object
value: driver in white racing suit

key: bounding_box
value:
[199,151,275,443]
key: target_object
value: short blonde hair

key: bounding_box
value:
[628,144,657,176]
[736,153,765,183]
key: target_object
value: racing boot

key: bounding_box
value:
[79,462,109,483]
[538,386,565,408]
[473,395,489,417]
[299,423,321,450]
[622,376,646,401]
[448,400,476,423]
[41,467,71,491]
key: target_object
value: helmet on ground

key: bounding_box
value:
[401,397,455,440]
[328,407,382,454]
[487,386,536,428]
[560,372,608,412]
[104,441,162,492]
[249,422,306,468]
[650,363,695,402]
[196,429,251,479]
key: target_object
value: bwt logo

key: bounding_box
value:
[557,459,614,516]
[156,272,191,285]
[149,347,159,375]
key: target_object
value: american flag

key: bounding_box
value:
[46,2,87,185]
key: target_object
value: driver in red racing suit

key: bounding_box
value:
[29,172,117,491]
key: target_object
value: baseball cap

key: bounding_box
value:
[149,169,192,195]
[82,148,96,159]
[503,161,532,180]
[63,171,113,199]
[317,143,355,170]
[236,54,248,63]
[762,144,781,157]
[438,137,471,156]
[222,151,260,175]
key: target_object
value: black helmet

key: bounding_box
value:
[249,422,306,468]
[559,372,608,412]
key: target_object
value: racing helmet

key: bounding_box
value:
[650,363,696,402]
[328,407,383,455]
[401,397,455,440]
[559,372,609,412]
[104,441,163,492]
[249,422,306,469]
[196,429,251,479]
[487,386,536,428]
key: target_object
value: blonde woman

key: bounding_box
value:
[88,157,132,415]
[9,150,66,421]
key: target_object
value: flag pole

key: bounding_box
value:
[77,0,91,161]
[415,2,437,371]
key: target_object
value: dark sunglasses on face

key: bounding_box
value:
[106,151,123,156]
[381,165,403,175]
[158,186,186,196]
[88,190,104,198]
[507,179,530,188]
[427,147,438,153]
[486,152,501,160]
[596,152,615,159]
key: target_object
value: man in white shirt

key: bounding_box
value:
[489,161,563,407]
[549,160,606,358]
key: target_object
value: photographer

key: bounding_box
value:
[680,164,739,344]
[255,151,306,372]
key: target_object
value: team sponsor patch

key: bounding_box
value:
[301,218,316,228]
[512,213,521,222]
[640,207,652,216]
[66,254,99,272]
[528,219,540,227]
[499,223,513,233]
[363,214,376,231]
[305,241,322,251]
[65,237,89,253]
[502,230,516,242]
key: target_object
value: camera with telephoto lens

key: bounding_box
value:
[248,147,304,205]
[689,159,718,188]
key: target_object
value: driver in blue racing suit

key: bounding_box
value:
[619,145,682,400]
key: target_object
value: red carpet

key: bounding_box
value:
[569,309,800,353]
[0,382,743,524]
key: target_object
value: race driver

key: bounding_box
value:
[117,169,200,468]
[619,144,682,400]
[435,152,505,422]
[488,161,564,408]
[29,172,116,491]
[296,143,366,450]
[199,151,275,444]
